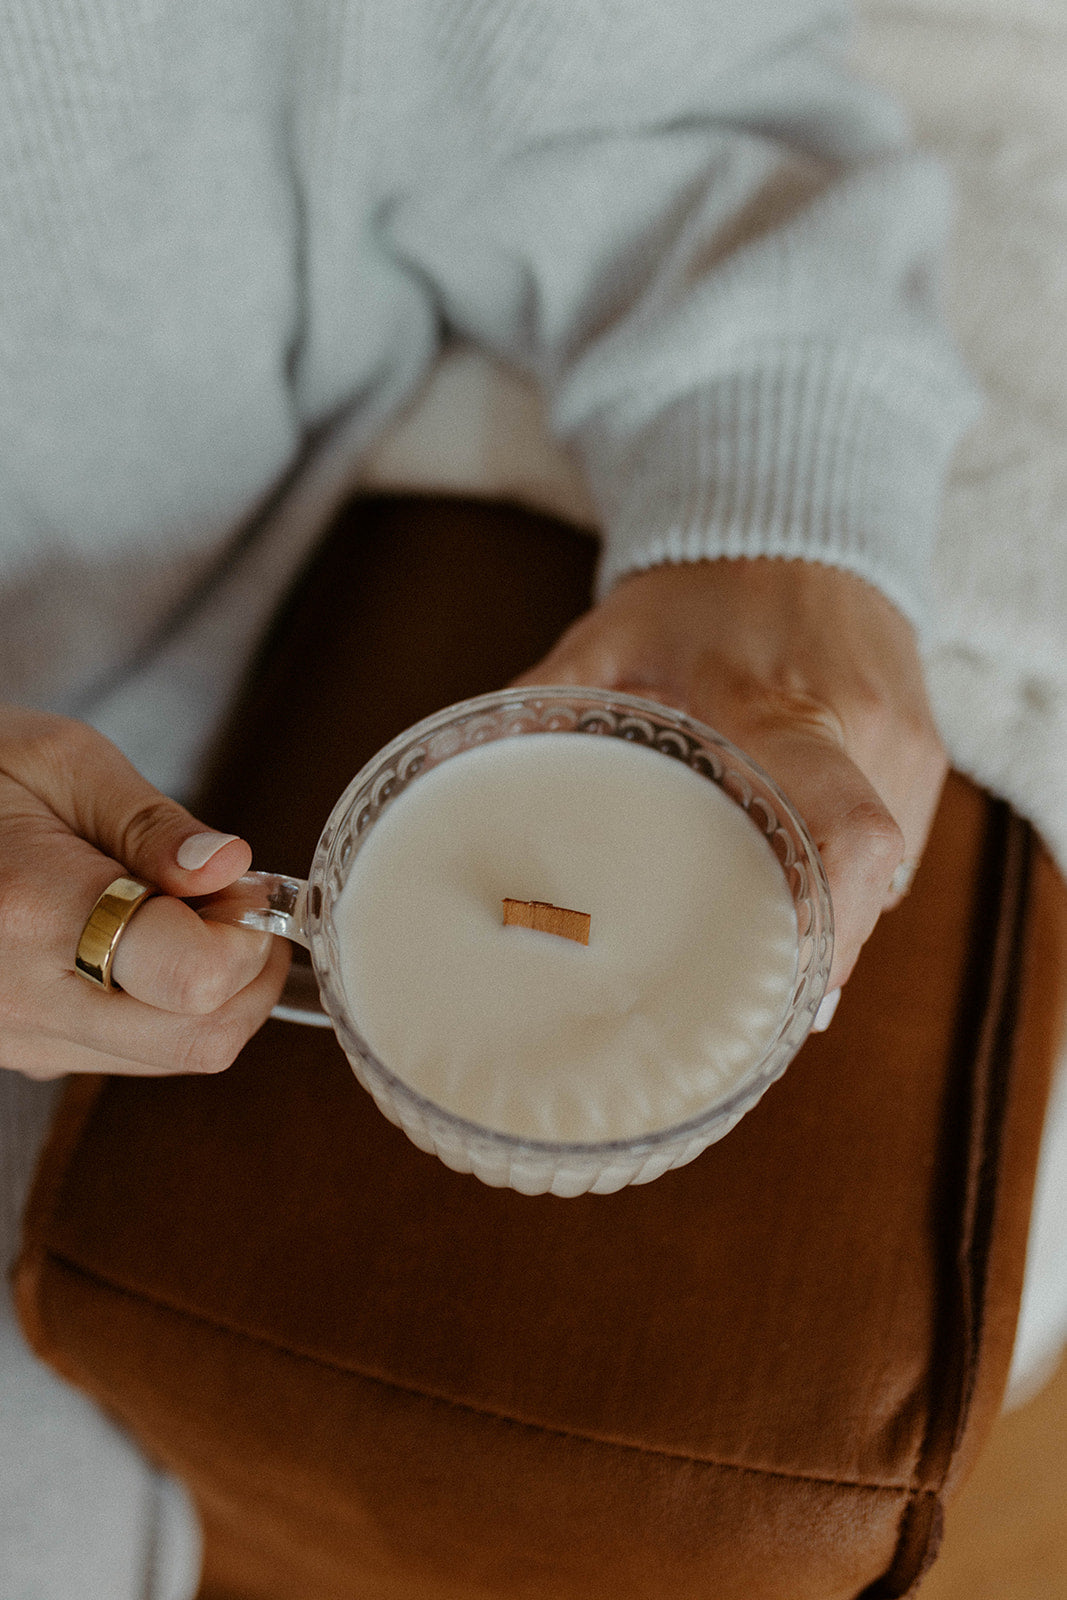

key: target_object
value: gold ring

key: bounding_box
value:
[75,876,156,991]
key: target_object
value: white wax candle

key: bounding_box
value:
[335,733,798,1145]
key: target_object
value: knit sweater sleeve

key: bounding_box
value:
[379,0,979,634]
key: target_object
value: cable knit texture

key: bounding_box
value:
[0,0,977,795]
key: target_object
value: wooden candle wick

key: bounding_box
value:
[502,899,591,945]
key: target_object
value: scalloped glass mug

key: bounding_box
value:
[200,688,833,1197]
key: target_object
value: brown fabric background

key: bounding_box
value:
[15,496,1067,1599]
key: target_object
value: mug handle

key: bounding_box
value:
[196,872,332,1028]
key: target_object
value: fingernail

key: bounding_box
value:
[811,988,841,1034]
[177,831,240,871]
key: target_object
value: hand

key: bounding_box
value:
[0,705,289,1080]
[514,559,947,992]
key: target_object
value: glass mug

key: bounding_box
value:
[200,688,833,1197]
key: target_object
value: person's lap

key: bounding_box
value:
[9,494,1067,1598]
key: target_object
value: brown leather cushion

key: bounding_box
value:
[15,496,1067,1600]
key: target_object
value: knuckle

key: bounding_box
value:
[844,798,905,872]
[174,973,272,1072]
[119,797,182,864]
[717,664,847,748]
[174,1017,246,1076]
[123,907,269,1017]
[162,951,236,1016]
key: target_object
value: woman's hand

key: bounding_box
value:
[515,559,947,992]
[0,705,289,1080]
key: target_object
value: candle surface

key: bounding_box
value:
[335,733,798,1144]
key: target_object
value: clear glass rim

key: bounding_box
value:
[306,687,834,1160]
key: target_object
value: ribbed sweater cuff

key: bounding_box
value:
[583,347,981,639]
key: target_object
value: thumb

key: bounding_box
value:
[9,712,251,896]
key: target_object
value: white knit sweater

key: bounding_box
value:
[0,0,977,794]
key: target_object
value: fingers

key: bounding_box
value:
[3,939,291,1080]
[0,707,286,1079]
[0,777,273,1015]
[720,722,904,988]
[110,896,275,1013]
[591,681,907,988]
[512,558,949,993]
[0,707,251,898]
[519,659,904,986]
